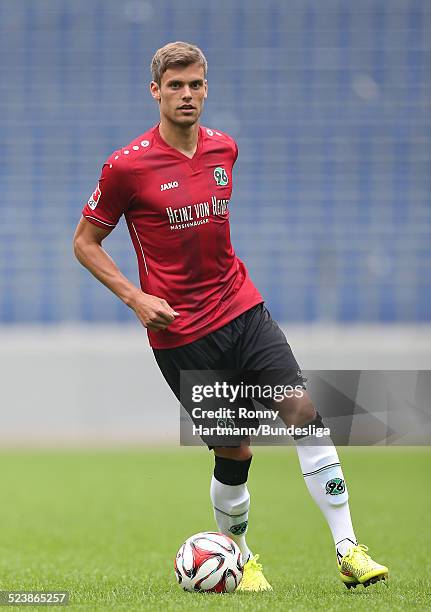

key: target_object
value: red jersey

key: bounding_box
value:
[82,124,263,348]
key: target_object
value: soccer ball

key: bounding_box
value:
[174,531,243,593]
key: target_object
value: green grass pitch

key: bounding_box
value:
[0,447,430,611]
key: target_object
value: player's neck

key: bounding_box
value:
[158,119,200,159]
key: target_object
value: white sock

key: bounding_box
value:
[210,475,253,563]
[295,435,357,562]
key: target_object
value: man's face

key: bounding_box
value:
[150,63,208,127]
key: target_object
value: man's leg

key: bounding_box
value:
[210,443,253,563]
[231,304,388,588]
[209,442,272,591]
[277,393,357,559]
[278,391,388,588]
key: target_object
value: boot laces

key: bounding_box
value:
[247,554,263,571]
[345,544,369,562]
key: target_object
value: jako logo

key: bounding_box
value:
[160,181,179,191]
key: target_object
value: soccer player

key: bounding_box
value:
[74,41,388,591]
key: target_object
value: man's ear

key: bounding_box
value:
[150,81,161,102]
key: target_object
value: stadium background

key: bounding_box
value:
[1,0,430,325]
[0,0,430,443]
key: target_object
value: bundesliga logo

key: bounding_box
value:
[88,183,101,210]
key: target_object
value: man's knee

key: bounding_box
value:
[299,398,317,424]
[278,391,316,427]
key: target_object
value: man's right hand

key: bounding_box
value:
[73,218,179,333]
[129,291,179,332]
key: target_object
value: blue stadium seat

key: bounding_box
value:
[0,0,429,322]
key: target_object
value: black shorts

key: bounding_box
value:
[153,303,305,446]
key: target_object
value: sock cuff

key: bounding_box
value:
[213,455,252,485]
[293,411,325,440]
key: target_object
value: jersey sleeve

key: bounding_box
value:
[233,140,239,165]
[82,155,133,229]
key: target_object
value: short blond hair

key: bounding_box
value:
[151,41,208,86]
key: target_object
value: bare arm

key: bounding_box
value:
[73,217,178,331]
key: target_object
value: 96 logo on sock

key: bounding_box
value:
[229,521,248,536]
[325,478,346,495]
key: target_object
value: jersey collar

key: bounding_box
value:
[153,124,203,169]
